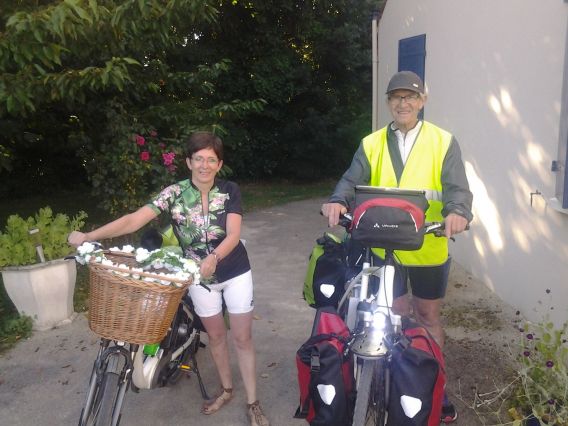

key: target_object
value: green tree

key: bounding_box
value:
[187,0,375,179]
[0,0,263,212]
[1,0,375,207]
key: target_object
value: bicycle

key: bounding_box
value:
[335,187,461,426]
[76,246,210,426]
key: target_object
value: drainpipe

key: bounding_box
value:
[372,9,380,132]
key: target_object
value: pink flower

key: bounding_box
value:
[159,143,166,149]
[140,151,150,161]
[167,164,177,174]
[135,134,146,146]
[150,130,158,137]
[162,152,176,166]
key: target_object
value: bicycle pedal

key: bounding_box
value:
[179,364,193,373]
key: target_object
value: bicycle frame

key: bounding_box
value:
[340,247,400,426]
[339,248,401,351]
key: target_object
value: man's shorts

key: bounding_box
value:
[188,270,254,317]
[372,255,452,300]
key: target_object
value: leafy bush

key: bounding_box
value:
[88,126,185,215]
[0,311,32,353]
[509,317,568,425]
[0,207,87,267]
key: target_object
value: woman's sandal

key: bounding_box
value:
[201,387,233,415]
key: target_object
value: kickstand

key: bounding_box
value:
[191,351,210,400]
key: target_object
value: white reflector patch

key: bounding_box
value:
[400,395,422,418]
[317,384,336,405]
[320,284,335,298]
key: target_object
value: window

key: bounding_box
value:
[398,34,426,119]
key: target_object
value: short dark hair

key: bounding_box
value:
[185,131,224,161]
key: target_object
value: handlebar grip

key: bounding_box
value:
[338,215,352,229]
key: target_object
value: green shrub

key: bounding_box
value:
[509,318,568,425]
[0,207,87,267]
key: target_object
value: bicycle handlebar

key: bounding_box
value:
[336,213,469,239]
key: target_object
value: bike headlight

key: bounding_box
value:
[372,311,388,331]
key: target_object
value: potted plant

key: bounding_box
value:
[0,207,87,330]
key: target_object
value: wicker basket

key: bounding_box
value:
[87,252,192,344]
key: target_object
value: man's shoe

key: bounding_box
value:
[247,400,269,426]
[440,402,458,423]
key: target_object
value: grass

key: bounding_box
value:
[240,179,334,212]
[0,179,334,353]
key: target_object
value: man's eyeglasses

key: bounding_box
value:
[388,93,421,104]
[191,156,219,165]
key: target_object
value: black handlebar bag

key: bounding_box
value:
[350,186,429,250]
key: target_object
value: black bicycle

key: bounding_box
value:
[77,243,209,426]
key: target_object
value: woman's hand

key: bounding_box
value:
[200,254,217,279]
[68,231,89,247]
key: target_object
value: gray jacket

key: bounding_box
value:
[329,122,473,222]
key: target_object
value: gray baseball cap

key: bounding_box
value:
[386,71,424,94]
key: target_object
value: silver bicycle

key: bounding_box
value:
[338,217,448,426]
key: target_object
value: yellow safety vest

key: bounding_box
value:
[362,121,452,266]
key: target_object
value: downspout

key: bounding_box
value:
[372,10,380,132]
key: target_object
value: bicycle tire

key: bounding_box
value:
[372,359,388,426]
[352,358,387,426]
[93,371,121,426]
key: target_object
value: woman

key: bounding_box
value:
[68,131,270,426]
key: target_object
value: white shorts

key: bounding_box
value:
[188,270,254,317]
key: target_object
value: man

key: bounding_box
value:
[321,70,473,423]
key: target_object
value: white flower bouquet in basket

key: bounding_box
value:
[76,242,200,287]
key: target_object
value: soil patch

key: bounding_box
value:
[443,264,524,425]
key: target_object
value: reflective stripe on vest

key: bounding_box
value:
[361,121,452,266]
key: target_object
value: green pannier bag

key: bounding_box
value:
[303,232,347,308]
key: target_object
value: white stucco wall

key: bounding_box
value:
[378,0,568,324]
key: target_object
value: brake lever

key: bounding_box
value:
[198,282,212,292]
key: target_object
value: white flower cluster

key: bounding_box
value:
[76,242,105,265]
[75,243,199,287]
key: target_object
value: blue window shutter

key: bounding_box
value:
[398,34,426,119]
[564,141,568,208]
[398,34,426,79]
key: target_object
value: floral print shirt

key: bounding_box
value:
[147,179,250,282]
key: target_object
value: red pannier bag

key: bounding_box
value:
[294,306,354,426]
[386,318,446,426]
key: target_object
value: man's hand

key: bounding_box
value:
[321,203,347,227]
[444,213,468,238]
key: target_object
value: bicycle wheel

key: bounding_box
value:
[93,371,121,426]
[352,358,388,426]
[81,352,125,426]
